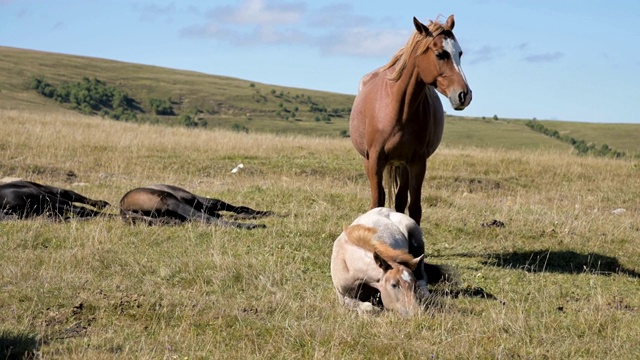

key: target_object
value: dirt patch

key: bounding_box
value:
[39,302,95,343]
[453,176,502,193]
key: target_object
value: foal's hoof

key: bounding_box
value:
[357,302,381,315]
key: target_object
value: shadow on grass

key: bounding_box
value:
[482,250,640,278]
[430,285,497,300]
[0,330,39,360]
[425,262,498,301]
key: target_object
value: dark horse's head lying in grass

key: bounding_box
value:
[119,184,272,229]
[0,180,110,220]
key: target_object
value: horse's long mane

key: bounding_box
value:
[382,20,446,82]
[344,224,417,269]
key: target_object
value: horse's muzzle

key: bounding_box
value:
[451,88,472,110]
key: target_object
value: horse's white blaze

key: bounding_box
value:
[443,37,467,83]
[401,270,412,283]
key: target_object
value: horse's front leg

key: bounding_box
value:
[407,159,427,225]
[364,153,386,209]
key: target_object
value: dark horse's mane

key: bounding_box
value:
[382,20,447,82]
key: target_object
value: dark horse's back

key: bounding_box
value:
[0,180,109,219]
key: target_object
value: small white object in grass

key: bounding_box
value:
[611,208,626,215]
[231,163,244,173]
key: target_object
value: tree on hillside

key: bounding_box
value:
[28,76,137,120]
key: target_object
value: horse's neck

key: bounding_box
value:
[390,61,429,115]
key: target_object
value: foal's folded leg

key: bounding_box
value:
[340,296,382,315]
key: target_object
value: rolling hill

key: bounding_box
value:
[1,46,638,155]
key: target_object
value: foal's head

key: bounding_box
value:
[412,15,472,110]
[373,251,423,316]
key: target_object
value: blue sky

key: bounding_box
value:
[2,0,639,123]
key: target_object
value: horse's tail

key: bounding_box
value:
[383,165,401,208]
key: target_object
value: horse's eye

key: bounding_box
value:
[391,282,399,289]
[436,51,450,61]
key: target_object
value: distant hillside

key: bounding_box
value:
[0,46,354,137]
[1,46,638,155]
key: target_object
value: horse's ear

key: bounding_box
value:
[413,17,432,37]
[374,252,393,272]
[444,14,455,31]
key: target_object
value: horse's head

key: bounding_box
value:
[373,252,423,316]
[413,15,472,110]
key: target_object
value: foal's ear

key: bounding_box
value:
[444,14,455,31]
[374,252,393,272]
[399,254,423,270]
[410,254,424,270]
[413,17,432,37]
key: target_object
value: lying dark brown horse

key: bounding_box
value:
[349,15,472,225]
[119,184,271,229]
[0,180,110,220]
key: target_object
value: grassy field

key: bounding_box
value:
[1,108,639,359]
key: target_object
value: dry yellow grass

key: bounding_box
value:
[1,109,639,359]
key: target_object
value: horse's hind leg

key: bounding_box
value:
[34,183,109,209]
[120,211,176,225]
[50,199,103,219]
[191,195,269,218]
[67,205,103,218]
[169,198,264,229]
[393,165,410,214]
[58,189,109,209]
[407,159,427,225]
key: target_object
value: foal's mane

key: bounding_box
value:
[382,19,446,82]
[344,224,417,269]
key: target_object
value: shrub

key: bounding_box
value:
[181,114,196,127]
[28,76,137,120]
[231,123,248,133]
[147,98,174,115]
[526,120,625,158]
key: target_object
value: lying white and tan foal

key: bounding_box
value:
[330,207,429,316]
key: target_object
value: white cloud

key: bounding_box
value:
[467,45,503,65]
[212,0,306,26]
[321,28,409,57]
[179,1,408,58]
[523,52,564,63]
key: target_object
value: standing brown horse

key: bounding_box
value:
[349,15,472,225]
